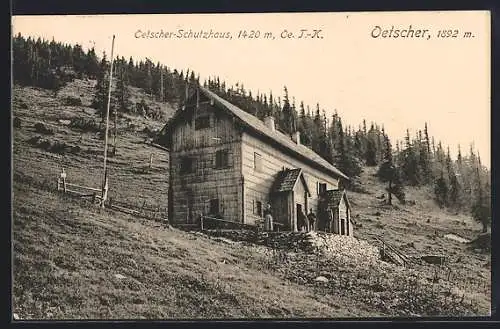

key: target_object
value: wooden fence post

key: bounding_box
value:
[149,154,153,169]
[101,175,109,207]
[60,168,67,193]
[200,215,204,231]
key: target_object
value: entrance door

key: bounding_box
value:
[296,203,303,231]
[186,189,194,223]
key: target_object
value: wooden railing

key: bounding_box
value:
[199,215,257,231]
[57,169,103,202]
[107,198,168,222]
[56,168,167,223]
[368,234,414,267]
[197,215,286,232]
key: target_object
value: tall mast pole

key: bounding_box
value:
[101,34,115,207]
[160,65,164,102]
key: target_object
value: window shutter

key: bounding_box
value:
[228,151,233,168]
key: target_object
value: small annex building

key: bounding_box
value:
[318,189,354,236]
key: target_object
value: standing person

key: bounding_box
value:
[327,208,334,233]
[307,209,317,232]
[264,203,274,231]
[297,208,308,232]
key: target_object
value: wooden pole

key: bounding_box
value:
[160,66,164,103]
[149,153,153,169]
[182,82,188,111]
[112,103,117,155]
[101,34,115,207]
[61,168,67,193]
[196,87,200,109]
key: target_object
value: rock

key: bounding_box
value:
[444,233,470,244]
[58,119,71,125]
[405,242,415,248]
[421,255,446,265]
[468,233,491,252]
[114,273,127,280]
[314,276,329,283]
[13,313,20,320]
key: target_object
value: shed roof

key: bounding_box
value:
[324,189,351,209]
[271,168,310,195]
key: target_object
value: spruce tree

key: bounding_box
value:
[378,132,405,204]
[471,165,491,233]
[93,53,110,121]
[434,172,448,208]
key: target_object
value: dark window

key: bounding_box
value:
[215,149,230,169]
[318,182,327,195]
[254,152,262,172]
[209,199,219,216]
[255,201,262,217]
[195,116,210,130]
[180,157,195,175]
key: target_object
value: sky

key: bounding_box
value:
[12,11,491,167]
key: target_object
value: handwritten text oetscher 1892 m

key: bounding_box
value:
[370,25,476,40]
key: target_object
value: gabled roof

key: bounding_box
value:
[324,189,351,209]
[198,87,349,180]
[271,168,310,195]
[156,86,349,180]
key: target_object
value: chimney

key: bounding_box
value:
[292,131,301,145]
[264,116,275,132]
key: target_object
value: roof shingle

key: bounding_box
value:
[324,189,350,209]
[272,168,302,193]
[199,87,349,180]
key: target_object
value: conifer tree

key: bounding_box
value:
[471,164,491,233]
[378,132,405,204]
[93,52,110,121]
[434,171,448,208]
[446,147,460,208]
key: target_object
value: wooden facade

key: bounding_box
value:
[157,86,352,232]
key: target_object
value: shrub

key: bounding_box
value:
[69,117,100,133]
[142,126,159,138]
[34,122,54,135]
[65,96,83,106]
[13,117,21,128]
[27,136,80,155]
[18,101,29,109]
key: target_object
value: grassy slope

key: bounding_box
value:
[350,168,491,298]
[11,80,491,319]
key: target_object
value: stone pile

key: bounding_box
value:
[203,230,380,264]
[305,232,380,264]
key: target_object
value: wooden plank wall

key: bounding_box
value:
[241,133,339,226]
[170,104,243,224]
[271,193,292,230]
